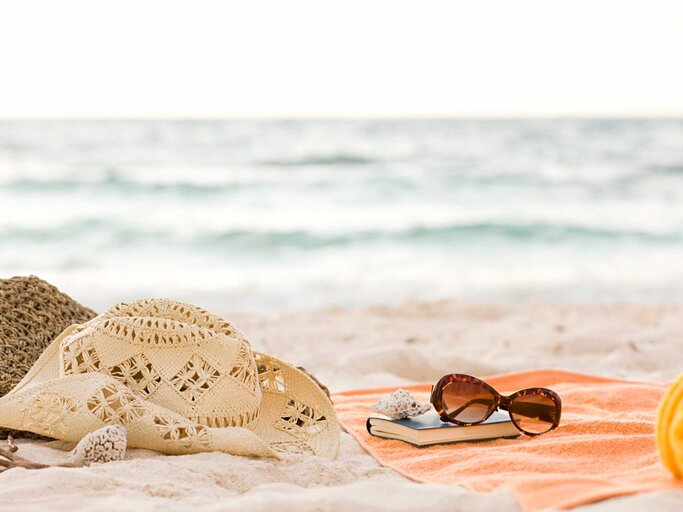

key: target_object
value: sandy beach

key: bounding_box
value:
[1,300,682,511]
[2,3,682,509]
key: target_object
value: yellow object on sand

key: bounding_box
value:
[657,373,683,478]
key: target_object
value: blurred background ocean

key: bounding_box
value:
[1,119,682,312]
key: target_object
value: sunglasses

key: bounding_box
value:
[430,374,562,436]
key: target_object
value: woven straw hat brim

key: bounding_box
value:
[0,299,340,459]
[250,352,339,458]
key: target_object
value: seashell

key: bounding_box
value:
[66,425,127,466]
[372,389,432,419]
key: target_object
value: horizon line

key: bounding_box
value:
[1,114,683,122]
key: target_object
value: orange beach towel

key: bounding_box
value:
[333,369,683,511]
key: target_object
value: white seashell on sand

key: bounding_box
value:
[66,425,127,466]
[372,389,431,419]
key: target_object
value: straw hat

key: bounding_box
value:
[0,299,340,458]
[0,275,96,439]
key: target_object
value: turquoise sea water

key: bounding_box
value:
[0,119,682,311]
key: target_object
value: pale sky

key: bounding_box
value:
[1,0,682,118]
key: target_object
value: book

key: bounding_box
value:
[366,410,520,447]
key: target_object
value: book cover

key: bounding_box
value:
[366,410,520,447]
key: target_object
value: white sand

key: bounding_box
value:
[1,301,682,512]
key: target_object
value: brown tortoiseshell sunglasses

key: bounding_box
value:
[430,374,562,436]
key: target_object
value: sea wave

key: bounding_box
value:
[258,153,376,167]
[651,165,683,175]
[2,170,667,196]
[0,175,261,194]
[1,221,679,249]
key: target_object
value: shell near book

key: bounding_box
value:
[372,389,431,419]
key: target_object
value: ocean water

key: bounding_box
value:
[0,119,682,312]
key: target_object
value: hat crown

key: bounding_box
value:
[59,299,262,429]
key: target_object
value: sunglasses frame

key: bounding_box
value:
[430,373,562,436]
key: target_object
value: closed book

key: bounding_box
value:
[366,410,520,447]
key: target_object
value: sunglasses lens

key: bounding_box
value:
[509,394,558,434]
[442,380,496,423]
